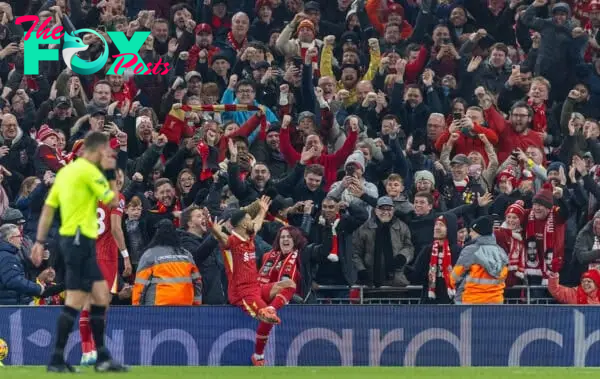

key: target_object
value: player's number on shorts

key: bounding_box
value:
[97,207,106,235]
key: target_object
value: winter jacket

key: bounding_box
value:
[353,217,414,286]
[0,127,37,178]
[0,241,43,305]
[450,234,508,304]
[574,221,600,268]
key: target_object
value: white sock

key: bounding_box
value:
[253,353,264,359]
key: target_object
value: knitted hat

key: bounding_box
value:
[436,215,447,226]
[552,2,571,15]
[414,170,435,186]
[36,124,58,142]
[505,200,526,224]
[582,269,600,288]
[547,161,566,174]
[496,169,516,187]
[386,3,405,19]
[471,216,493,236]
[533,182,554,209]
[345,150,365,171]
[297,20,315,36]
[1,208,24,225]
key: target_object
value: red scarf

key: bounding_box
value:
[525,208,554,284]
[265,214,289,226]
[155,199,182,227]
[258,249,299,285]
[527,98,547,133]
[227,31,247,52]
[321,214,341,263]
[427,239,454,299]
[503,226,526,279]
[196,141,213,181]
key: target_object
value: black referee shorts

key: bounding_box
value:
[59,230,104,292]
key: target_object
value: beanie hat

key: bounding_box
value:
[552,2,571,15]
[547,161,566,174]
[345,150,366,172]
[496,169,516,187]
[471,216,493,236]
[1,208,24,225]
[36,124,58,143]
[533,182,554,209]
[505,200,526,224]
[386,3,405,19]
[297,20,315,36]
[582,269,600,288]
[436,215,447,226]
[414,170,435,186]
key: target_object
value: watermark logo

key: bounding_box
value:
[15,15,170,76]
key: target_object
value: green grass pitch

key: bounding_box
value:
[1,367,600,378]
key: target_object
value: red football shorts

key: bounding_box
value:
[231,283,275,318]
[97,259,118,294]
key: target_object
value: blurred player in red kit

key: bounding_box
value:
[210,196,294,366]
[79,168,132,366]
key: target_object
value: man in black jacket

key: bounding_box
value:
[179,205,226,304]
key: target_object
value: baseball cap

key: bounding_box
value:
[376,196,394,208]
[87,104,107,117]
[185,71,202,82]
[194,23,212,35]
[450,154,471,166]
[270,196,294,215]
[304,1,320,12]
[54,96,72,109]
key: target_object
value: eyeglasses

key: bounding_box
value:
[236,89,254,94]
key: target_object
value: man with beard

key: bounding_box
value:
[251,124,288,178]
[478,88,544,162]
[208,197,282,334]
[145,179,181,239]
[180,205,226,305]
[186,23,221,73]
[227,139,273,206]
[353,196,414,287]
[151,19,170,55]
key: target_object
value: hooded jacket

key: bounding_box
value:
[450,234,508,304]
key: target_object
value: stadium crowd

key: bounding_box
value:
[1,0,600,307]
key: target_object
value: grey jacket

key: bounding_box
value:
[352,217,414,286]
[574,221,600,266]
[452,235,508,304]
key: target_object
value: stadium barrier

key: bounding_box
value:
[1,305,600,366]
[313,285,555,304]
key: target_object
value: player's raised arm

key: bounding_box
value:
[252,196,272,234]
[209,217,229,247]
[101,154,120,209]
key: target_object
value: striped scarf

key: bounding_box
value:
[155,199,182,227]
[427,239,454,299]
[258,249,299,284]
[161,104,267,144]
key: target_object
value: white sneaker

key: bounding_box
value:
[80,351,97,366]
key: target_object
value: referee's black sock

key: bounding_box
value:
[90,305,112,362]
[51,305,79,364]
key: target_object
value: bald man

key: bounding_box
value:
[0,113,37,181]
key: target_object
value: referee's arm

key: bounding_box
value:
[33,184,60,266]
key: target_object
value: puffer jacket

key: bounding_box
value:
[450,234,508,304]
[352,217,414,286]
[0,241,43,305]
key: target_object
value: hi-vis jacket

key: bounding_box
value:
[450,235,508,304]
[132,246,202,306]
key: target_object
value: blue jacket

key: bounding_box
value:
[0,241,42,305]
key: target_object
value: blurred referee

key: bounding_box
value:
[33,132,128,373]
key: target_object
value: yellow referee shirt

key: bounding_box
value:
[45,158,115,239]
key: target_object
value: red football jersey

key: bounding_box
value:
[222,232,259,294]
[96,194,125,261]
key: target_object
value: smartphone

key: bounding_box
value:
[452,112,462,120]
[98,25,106,32]
[345,164,356,177]
[442,37,451,45]
[292,56,303,68]
[8,36,20,44]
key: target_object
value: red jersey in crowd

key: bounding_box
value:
[223,232,260,302]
